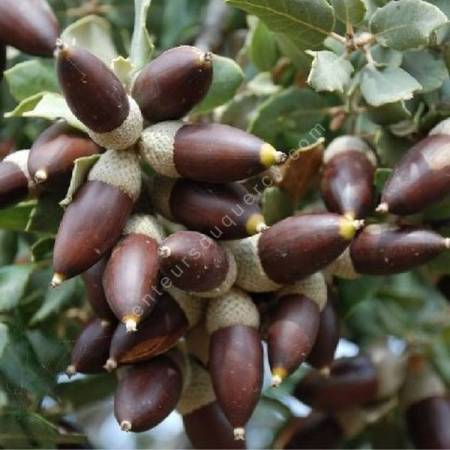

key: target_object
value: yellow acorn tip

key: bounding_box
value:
[260,143,286,168]
[54,38,69,56]
[271,367,288,387]
[246,213,267,236]
[319,366,331,377]
[65,365,76,378]
[376,202,389,214]
[104,358,117,372]
[50,273,65,288]
[124,318,138,333]
[120,421,132,432]
[339,217,364,240]
[158,246,171,258]
[34,169,48,183]
[233,427,246,441]
[444,238,450,250]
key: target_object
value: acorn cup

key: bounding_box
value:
[151,176,267,240]
[178,359,245,449]
[139,121,286,183]
[28,121,101,189]
[206,288,263,440]
[105,289,203,370]
[66,318,116,376]
[158,230,237,297]
[321,136,376,219]
[294,355,379,412]
[114,352,184,433]
[103,215,164,332]
[55,41,143,150]
[268,273,327,387]
[132,45,213,123]
[52,149,141,286]
[0,150,34,208]
[377,119,450,215]
[225,213,363,292]
[0,0,59,57]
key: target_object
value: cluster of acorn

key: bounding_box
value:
[1,1,450,448]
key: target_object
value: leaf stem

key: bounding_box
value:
[330,32,347,45]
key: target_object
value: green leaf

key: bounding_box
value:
[26,193,64,236]
[193,55,244,114]
[248,18,280,71]
[370,0,447,51]
[426,0,450,18]
[219,93,266,130]
[276,34,313,71]
[367,101,412,125]
[330,0,367,25]
[0,231,18,266]
[226,0,335,50]
[306,50,354,93]
[4,60,58,102]
[0,265,35,312]
[4,93,45,119]
[31,238,54,263]
[374,129,413,166]
[374,168,393,193]
[371,45,403,67]
[0,202,35,232]
[112,56,134,87]
[0,324,8,359]
[361,65,422,106]
[262,187,294,225]
[130,0,154,72]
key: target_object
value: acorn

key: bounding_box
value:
[139,121,285,183]
[178,359,245,449]
[151,176,267,240]
[321,136,376,219]
[55,41,143,150]
[114,353,183,433]
[103,215,164,332]
[0,150,34,208]
[378,119,450,215]
[105,289,203,370]
[52,149,141,286]
[206,288,263,440]
[0,0,59,57]
[158,230,237,297]
[132,46,213,123]
[28,121,101,189]
[294,355,378,411]
[225,213,363,292]
[268,273,326,386]
[66,318,116,376]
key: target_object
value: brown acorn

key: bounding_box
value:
[114,353,183,433]
[105,289,202,370]
[52,150,141,286]
[28,121,101,189]
[294,355,378,411]
[158,230,237,297]
[225,213,363,292]
[321,136,376,219]
[206,288,263,440]
[151,176,267,240]
[103,215,163,332]
[268,273,326,386]
[81,256,116,322]
[178,359,245,449]
[378,119,450,215]
[0,0,59,57]
[139,121,285,183]
[132,46,213,123]
[55,41,143,150]
[0,150,33,208]
[66,318,116,376]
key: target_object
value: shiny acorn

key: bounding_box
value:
[66,318,116,376]
[321,136,376,219]
[268,273,326,386]
[0,0,59,57]
[132,45,213,123]
[103,215,164,332]
[378,119,450,215]
[158,230,237,297]
[151,176,267,240]
[28,121,101,189]
[55,41,143,150]
[52,150,141,286]
[206,288,263,440]
[139,121,285,183]
[226,213,363,292]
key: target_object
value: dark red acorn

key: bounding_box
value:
[66,318,115,376]
[132,46,213,123]
[0,0,59,57]
[103,215,163,331]
[140,122,285,183]
[114,354,183,432]
[28,121,100,189]
[321,136,376,219]
[0,150,31,208]
[152,176,267,240]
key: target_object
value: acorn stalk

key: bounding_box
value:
[52,149,141,285]
[132,46,213,123]
[139,121,285,183]
[55,41,143,150]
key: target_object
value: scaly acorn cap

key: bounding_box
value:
[166,287,204,329]
[325,248,360,280]
[150,175,176,220]
[123,214,164,243]
[323,135,376,166]
[185,323,210,366]
[88,149,141,202]
[206,288,260,335]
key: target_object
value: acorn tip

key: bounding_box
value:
[376,202,389,214]
[104,358,117,372]
[271,374,283,387]
[50,273,65,288]
[256,222,270,233]
[158,245,171,258]
[125,318,138,333]
[54,38,68,56]
[120,420,132,432]
[34,169,48,183]
[65,365,76,378]
[275,151,288,164]
[271,367,287,387]
[444,238,450,249]
[233,427,245,441]
[319,366,331,377]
